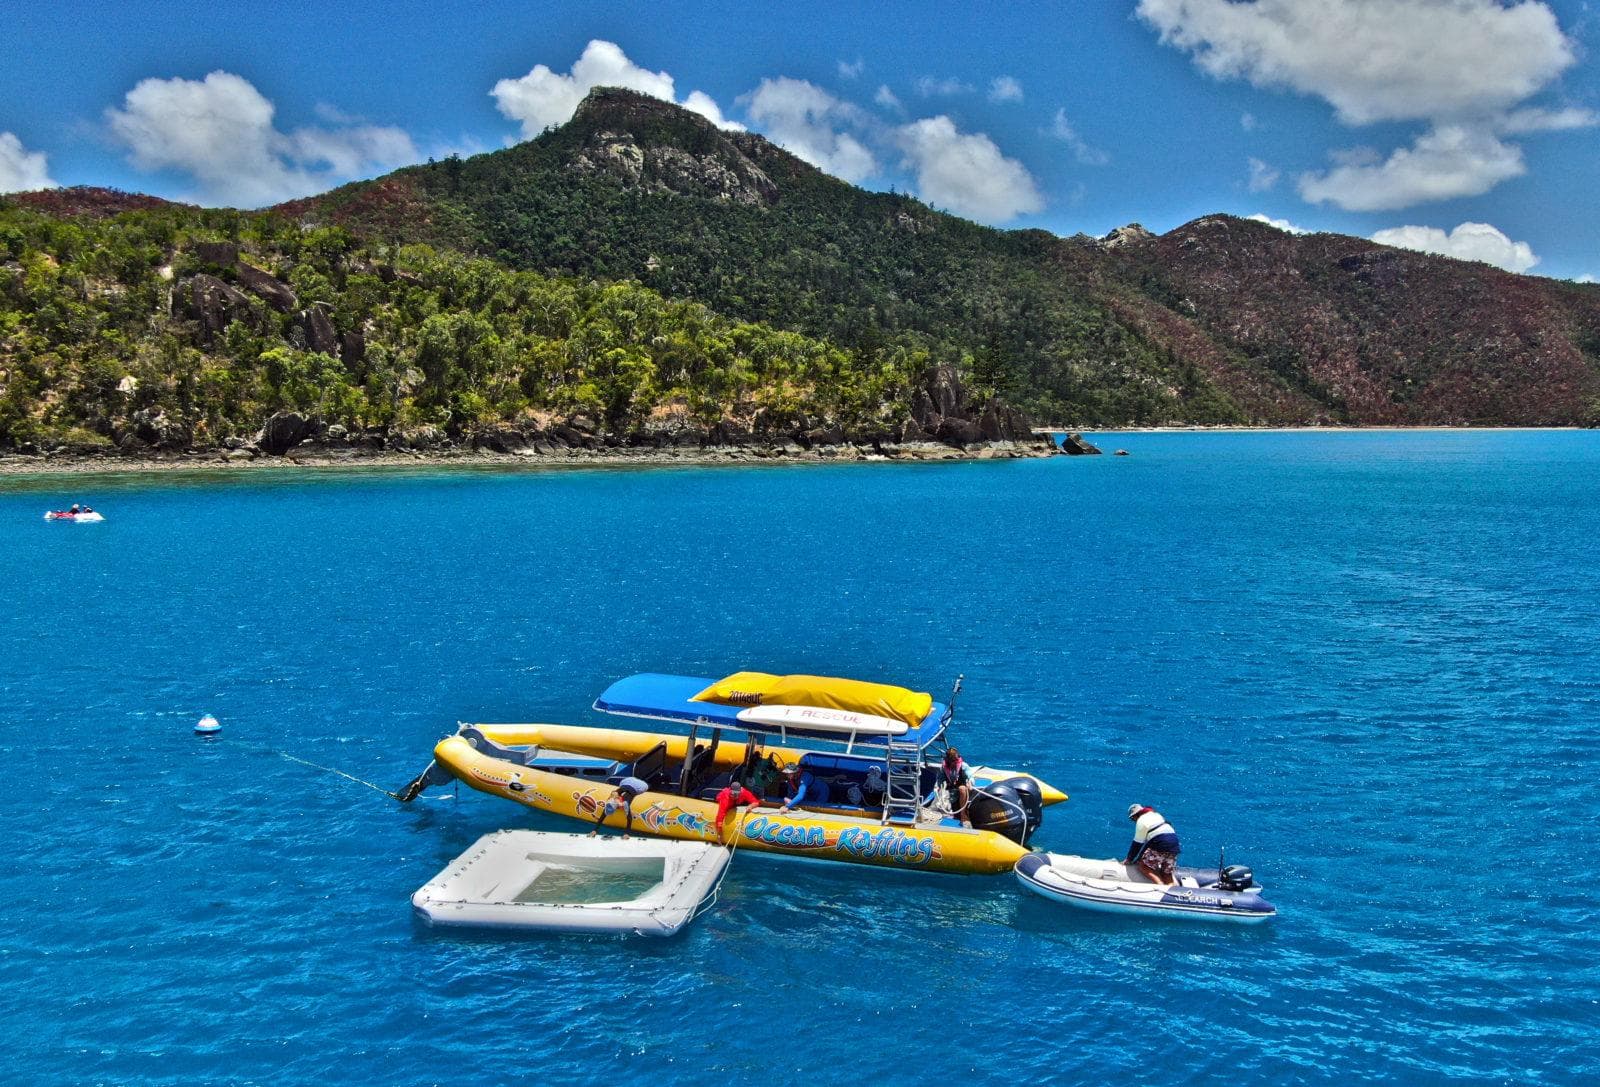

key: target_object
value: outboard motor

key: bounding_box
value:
[967,777,1044,845]
[1217,865,1254,892]
[1005,776,1044,835]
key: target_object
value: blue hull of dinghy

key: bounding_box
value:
[1015,853,1276,924]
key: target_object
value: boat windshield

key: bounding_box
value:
[593,673,947,751]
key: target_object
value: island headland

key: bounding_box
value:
[4,86,1599,473]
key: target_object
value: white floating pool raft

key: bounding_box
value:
[412,830,730,937]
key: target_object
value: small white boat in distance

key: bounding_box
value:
[1015,852,1275,923]
[412,830,729,937]
[44,510,104,522]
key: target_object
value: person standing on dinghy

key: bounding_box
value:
[1124,804,1181,886]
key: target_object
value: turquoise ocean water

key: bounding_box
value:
[2,431,1597,1085]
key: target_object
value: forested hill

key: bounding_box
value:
[1,201,985,456]
[5,86,1600,460]
[283,86,1600,426]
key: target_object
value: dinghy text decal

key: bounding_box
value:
[741,816,940,865]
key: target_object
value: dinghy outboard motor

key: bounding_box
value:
[967,777,1044,844]
[1217,865,1254,892]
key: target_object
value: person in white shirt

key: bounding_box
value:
[1124,804,1182,886]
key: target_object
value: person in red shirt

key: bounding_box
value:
[713,778,761,840]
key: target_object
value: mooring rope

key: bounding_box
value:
[273,750,407,800]
[681,806,749,924]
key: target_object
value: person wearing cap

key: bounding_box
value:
[713,778,761,839]
[1124,804,1182,886]
[779,762,831,812]
[941,747,974,827]
[589,775,649,837]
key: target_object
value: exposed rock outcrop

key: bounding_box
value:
[127,407,190,449]
[339,329,366,368]
[236,262,297,312]
[471,425,534,454]
[184,274,252,344]
[298,306,339,355]
[1100,223,1155,250]
[909,363,1035,447]
[566,89,779,206]
[255,411,316,455]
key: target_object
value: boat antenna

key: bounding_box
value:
[939,674,964,736]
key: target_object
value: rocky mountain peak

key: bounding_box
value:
[564,87,779,206]
[1099,222,1155,250]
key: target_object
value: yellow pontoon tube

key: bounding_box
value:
[429,735,1031,875]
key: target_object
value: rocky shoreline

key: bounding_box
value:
[0,437,1067,477]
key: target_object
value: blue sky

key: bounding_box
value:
[3,1,1597,280]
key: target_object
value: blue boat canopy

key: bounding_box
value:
[593,673,946,749]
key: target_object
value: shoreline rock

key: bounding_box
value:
[0,439,1054,477]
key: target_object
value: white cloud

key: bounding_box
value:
[105,70,417,206]
[838,58,865,80]
[989,76,1024,103]
[736,79,1042,223]
[1299,124,1525,211]
[1136,0,1577,125]
[286,125,415,179]
[1576,273,1597,284]
[1496,105,1599,133]
[491,39,742,139]
[1240,111,1257,131]
[915,76,974,97]
[1139,0,1584,212]
[894,115,1044,221]
[1247,156,1279,192]
[1371,221,1538,272]
[682,91,744,131]
[1049,108,1109,166]
[1247,212,1307,234]
[0,132,56,193]
[741,77,877,182]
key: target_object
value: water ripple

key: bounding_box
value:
[2,432,1598,1084]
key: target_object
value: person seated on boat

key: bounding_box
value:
[1124,804,1182,887]
[845,764,887,809]
[713,778,761,840]
[941,747,974,827]
[862,764,886,805]
[745,752,782,798]
[81,505,93,513]
[589,775,650,838]
[778,762,830,811]
[67,504,81,515]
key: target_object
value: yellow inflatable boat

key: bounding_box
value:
[399,672,1068,877]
